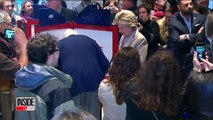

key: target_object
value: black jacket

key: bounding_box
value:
[184,70,213,120]
[139,19,160,59]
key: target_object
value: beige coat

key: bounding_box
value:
[119,29,148,64]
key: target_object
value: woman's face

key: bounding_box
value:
[24,1,33,15]
[138,7,149,22]
[118,22,133,37]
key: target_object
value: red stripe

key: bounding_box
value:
[16,106,27,111]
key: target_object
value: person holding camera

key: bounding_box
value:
[0,10,28,120]
[167,0,206,86]
[183,12,213,120]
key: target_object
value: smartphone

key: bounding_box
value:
[4,29,14,40]
[195,42,205,62]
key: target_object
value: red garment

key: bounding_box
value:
[153,4,165,19]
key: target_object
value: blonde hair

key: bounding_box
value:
[0,10,11,23]
[113,10,140,30]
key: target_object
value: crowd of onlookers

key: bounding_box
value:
[0,0,213,120]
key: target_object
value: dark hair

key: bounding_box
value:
[108,47,141,105]
[176,0,181,4]
[31,0,39,4]
[27,33,58,64]
[138,3,152,15]
[193,5,208,15]
[0,1,3,9]
[176,0,193,4]
[61,0,67,8]
[165,6,177,14]
[134,50,180,115]
[130,0,137,6]
[52,109,97,120]
[104,0,118,7]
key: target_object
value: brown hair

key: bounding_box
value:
[108,47,141,105]
[134,50,180,115]
[20,0,33,16]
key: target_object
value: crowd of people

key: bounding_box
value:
[0,0,213,120]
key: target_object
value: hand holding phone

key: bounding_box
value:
[195,42,206,62]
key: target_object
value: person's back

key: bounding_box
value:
[124,50,181,120]
[14,33,75,120]
[184,70,213,120]
[74,0,92,14]
[98,47,141,120]
[15,64,75,120]
[0,10,28,120]
[58,34,109,119]
[58,35,109,96]
[183,12,213,120]
[125,81,180,120]
[47,0,77,21]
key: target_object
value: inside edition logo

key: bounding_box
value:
[16,97,35,111]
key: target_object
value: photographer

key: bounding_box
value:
[0,10,28,120]
[183,12,213,120]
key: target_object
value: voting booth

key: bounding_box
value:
[26,4,119,61]
[26,19,119,61]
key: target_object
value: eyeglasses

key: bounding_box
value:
[49,49,59,54]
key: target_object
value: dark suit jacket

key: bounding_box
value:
[0,36,19,91]
[184,70,213,120]
[167,12,206,69]
[60,7,78,21]
[58,35,110,96]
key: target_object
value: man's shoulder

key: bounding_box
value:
[61,7,77,15]
[62,35,93,42]
[169,15,180,25]
[193,13,206,21]
[135,31,147,41]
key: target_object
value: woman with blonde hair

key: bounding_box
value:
[113,10,148,65]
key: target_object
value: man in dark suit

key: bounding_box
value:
[74,0,92,14]
[47,0,77,21]
[167,0,206,83]
[0,11,28,120]
[58,29,110,120]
